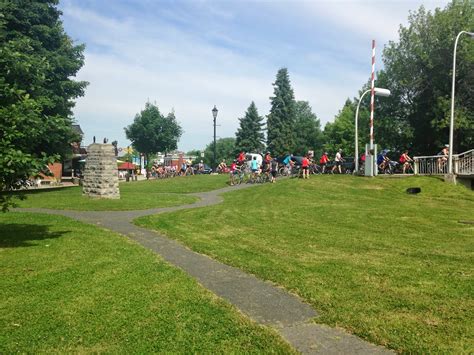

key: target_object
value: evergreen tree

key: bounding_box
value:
[0,0,87,210]
[235,102,265,153]
[294,101,323,156]
[267,68,297,156]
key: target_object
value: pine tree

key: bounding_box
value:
[235,102,265,153]
[267,68,296,156]
[294,101,323,156]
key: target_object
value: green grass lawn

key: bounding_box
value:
[11,175,228,211]
[135,176,474,353]
[0,212,293,353]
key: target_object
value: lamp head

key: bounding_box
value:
[374,87,391,97]
[212,105,218,119]
[467,31,474,39]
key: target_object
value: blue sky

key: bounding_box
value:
[60,0,448,151]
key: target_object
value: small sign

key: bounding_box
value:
[201,152,205,157]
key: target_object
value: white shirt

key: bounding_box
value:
[335,152,342,162]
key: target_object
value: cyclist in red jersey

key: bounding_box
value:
[301,155,310,179]
[237,151,245,164]
[319,152,329,173]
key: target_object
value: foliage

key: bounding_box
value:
[379,1,473,154]
[235,102,265,154]
[202,137,236,167]
[186,149,202,161]
[125,103,183,162]
[267,68,297,156]
[0,0,87,209]
[322,99,357,157]
[293,101,323,156]
[0,212,293,353]
[136,176,474,353]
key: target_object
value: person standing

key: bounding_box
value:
[332,149,344,174]
[320,152,329,173]
[229,160,237,185]
[270,158,278,183]
[301,155,310,179]
[250,156,259,181]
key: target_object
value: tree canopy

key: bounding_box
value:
[0,0,87,210]
[294,101,323,156]
[266,68,297,156]
[202,137,236,166]
[124,103,183,162]
[376,1,473,154]
[235,102,265,154]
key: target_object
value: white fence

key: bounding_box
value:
[414,149,474,176]
[456,149,474,176]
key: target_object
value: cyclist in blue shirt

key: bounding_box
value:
[377,150,390,171]
[250,156,259,180]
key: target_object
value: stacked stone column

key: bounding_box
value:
[82,143,120,199]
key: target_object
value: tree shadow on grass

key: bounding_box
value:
[0,223,68,248]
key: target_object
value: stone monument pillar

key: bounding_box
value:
[82,143,120,199]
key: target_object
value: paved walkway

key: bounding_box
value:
[18,183,392,354]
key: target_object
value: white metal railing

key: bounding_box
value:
[414,149,473,175]
[414,155,448,175]
[455,149,474,176]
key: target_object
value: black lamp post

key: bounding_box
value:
[212,105,218,171]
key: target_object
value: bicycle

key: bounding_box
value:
[309,163,322,175]
[290,166,302,178]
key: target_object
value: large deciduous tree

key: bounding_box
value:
[294,101,323,156]
[124,103,183,166]
[0,0,87,210]
[267,68,297,156]
[235,102,265,154]
[322,99,357,156]
[380,1,473,154]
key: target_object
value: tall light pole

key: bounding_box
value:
[355,87,391,173]
[212,105,218,171]
[448,30,474,175]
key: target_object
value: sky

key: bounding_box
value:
[60,0,448,152]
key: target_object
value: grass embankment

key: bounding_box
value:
[0,212,293,353]
[12,175,228,211]
[135,176,474,353]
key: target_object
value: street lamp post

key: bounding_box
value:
[354,87,391,173]
[448,30,474,175]
[212,105,218,171]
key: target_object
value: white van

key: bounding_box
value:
[245,153,263,169]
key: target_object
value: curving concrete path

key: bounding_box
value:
[17,183,392,354]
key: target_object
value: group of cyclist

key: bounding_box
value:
[376,149,414,174]
[227,151,328,185]
[223,147,420,185]
[150,146,421,183]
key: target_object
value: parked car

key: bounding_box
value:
[193,164,212,174]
